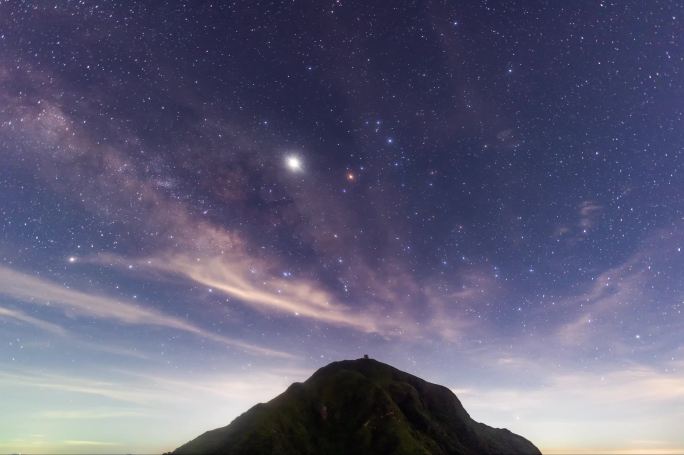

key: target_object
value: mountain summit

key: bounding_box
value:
[171,357,541,455]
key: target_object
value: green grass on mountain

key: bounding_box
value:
[172,358,541,455]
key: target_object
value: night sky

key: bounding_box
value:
[1,1,683,453]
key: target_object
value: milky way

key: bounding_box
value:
[1,1,683,453]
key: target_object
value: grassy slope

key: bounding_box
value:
[173,358,541,455]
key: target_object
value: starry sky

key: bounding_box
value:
[1,1,683,454]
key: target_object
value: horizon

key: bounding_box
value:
[3,352,684,455]
[1,1,683,454]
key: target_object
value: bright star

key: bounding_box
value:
[285,155,302,172]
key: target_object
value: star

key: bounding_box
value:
[285,155,303,172]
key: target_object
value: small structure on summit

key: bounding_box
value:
[363,354,369,359]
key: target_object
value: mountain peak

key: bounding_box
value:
[171,358,541,455]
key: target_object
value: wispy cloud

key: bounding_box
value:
[123,253,384,333]
[452,361,684,454]
[0,305,67,336]
[0,265,292,358]
[38,409,145,420]
[578,200,603,230]
[0,370,157,404]
[97,250,494,343]
[0,365,304,406]
[63,440,118,446]
[555,226,683,347]
[552,200,604,240]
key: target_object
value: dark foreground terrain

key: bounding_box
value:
[170,357,541,455]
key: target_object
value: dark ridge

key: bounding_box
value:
[170,357,541,455]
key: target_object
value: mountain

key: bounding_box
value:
[170,357,541,455]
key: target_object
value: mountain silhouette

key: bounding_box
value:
[171,357,541,455]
